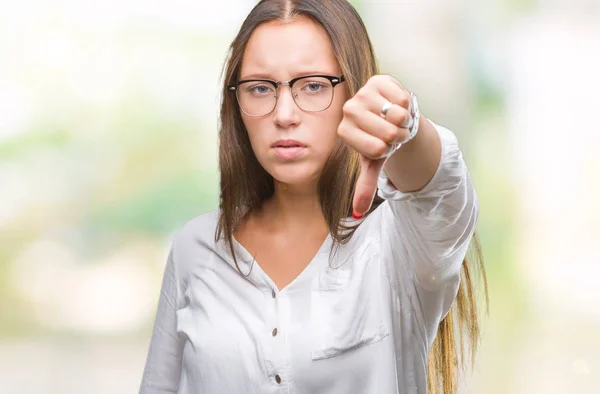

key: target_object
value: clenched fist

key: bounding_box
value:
[337,75,416,218]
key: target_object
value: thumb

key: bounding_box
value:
[352,155,385,219]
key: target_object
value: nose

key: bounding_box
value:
[273,85,300,128]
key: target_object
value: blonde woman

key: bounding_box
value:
[140,0,487,393]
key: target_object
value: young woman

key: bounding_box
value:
[140,1,487,393]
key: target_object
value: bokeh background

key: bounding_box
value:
[1,0,599,393]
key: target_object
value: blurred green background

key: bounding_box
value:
[1,0,599,393]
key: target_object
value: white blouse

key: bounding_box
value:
[139,123,479,394]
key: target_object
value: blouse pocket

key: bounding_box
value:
[310,238,390,361]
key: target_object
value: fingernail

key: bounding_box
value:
[352,211,363,220]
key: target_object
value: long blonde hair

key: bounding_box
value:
[215,1,488,392]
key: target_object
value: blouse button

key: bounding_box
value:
[271,289,276,298]
[272,328,278,336]
[275,374,281,384]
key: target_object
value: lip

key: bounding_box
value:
[273,146,306,159]
[271,139,307,160]
[271,139,307,148]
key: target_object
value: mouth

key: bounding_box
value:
[272,140,307,159]
[272,140,307,148]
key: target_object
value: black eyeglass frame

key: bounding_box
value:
[227,74,346,116]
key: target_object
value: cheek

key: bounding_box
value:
[327,113,343,144]
[328,88,347,131]
[302,105,345,157]
[323,102,345,144]
[241,118,267,157]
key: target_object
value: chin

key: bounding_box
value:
[268,164,322,188]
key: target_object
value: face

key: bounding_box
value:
[238,17,348,191]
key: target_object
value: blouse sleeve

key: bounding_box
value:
[139,246,185,394]
[376,122,479,323]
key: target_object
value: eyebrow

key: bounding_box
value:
[239,71,339,80]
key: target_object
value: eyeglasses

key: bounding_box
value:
[228,74,346,117]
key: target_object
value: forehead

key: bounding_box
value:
[240,17,340,79]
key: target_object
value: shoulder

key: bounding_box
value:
[169,209,220,268]
[175,210,220,241]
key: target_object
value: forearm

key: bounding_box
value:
[383,115,441,193]
[377,122,478,288]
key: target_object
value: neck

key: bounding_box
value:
[258,180,327,235]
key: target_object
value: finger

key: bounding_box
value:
[371,76,411,110]
[356,104,411,144]
[343,97,410,145]
[380,74,405,90]
[338,119,394,160]
[352,155,385,218]
[383,101,413,130]
[355,87,412,130]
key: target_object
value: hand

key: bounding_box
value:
[337,75,414,218]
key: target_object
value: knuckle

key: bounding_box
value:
[398,92,410,108]
[370,140,389,159]
[385,74,403,88]
[382,127,400,145]
[355,88,369,101]
[372,74,386,84]
[342,99,359,117]
[397,110,409,127]
[337,120,350,138]
[367,75,384,90]
[385,75,398,86]
[342,100,353,115]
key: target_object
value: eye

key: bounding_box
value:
[303,82,326,92]
[245,83,274,95]
[297,78,331,95]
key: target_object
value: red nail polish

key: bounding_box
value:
[352,211,363,220]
